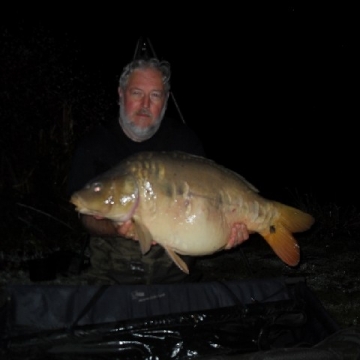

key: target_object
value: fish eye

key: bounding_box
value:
[92,182,102,192]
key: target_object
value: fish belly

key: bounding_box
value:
[137,193,233,256]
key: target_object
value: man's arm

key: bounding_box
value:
[80,214,135,237]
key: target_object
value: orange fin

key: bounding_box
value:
[274,201,315,233]
[262,223,300,266]
[261,202,315,266]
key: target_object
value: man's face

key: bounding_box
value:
[118,68,168,142]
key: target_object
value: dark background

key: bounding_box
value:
[1,4,357,210]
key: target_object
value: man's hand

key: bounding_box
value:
[224,222,250,250]
[115,220,135,237]
[80,215,138,239]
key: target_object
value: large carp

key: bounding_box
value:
[70,151,314,274]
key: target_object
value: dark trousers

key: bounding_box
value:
[87,236,202,284]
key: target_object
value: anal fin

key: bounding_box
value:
[164,246,189,274]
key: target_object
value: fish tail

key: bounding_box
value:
[275,201,315,233]
[261,202,315,267]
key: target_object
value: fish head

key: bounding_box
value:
[70,173,139,222]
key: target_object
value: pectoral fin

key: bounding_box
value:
[132,216,153,255]
[164,246,189,274]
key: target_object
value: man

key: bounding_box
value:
[68,58,249,284]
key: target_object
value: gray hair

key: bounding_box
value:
[119,58,171,94]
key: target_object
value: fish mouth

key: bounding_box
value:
[69,193,82,209]
[69,194,107,217]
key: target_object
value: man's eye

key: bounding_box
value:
[151,93,162,99]
[131,90,142,96]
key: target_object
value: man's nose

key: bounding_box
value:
[142,95,151,108]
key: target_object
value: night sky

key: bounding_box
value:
[1,5,357,207]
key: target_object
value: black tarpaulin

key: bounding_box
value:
[0,277,344,359]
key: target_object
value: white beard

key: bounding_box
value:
[119,100,166,142]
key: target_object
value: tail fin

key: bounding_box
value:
[261,202,315,266]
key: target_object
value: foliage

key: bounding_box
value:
[0,24,116,256]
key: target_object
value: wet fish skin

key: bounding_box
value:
[70,151,315,274]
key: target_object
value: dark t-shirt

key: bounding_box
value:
[67,116,206,284]
[68,116,205,196]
